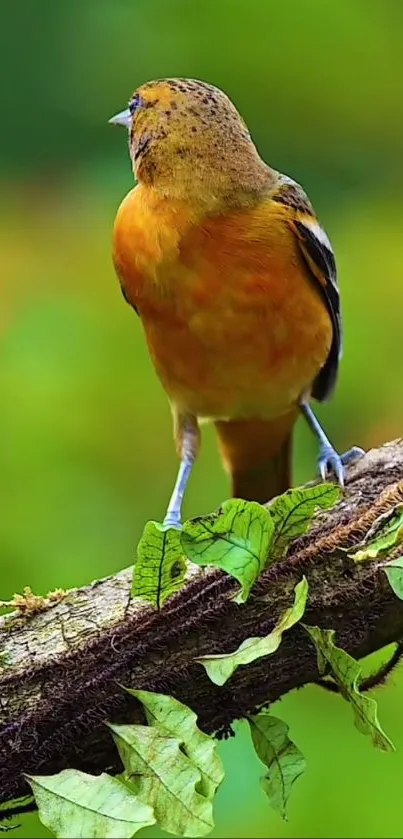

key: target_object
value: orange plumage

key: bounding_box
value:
[110,78,344,523]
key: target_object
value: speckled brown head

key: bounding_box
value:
[109,78,270,203]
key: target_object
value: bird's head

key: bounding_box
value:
[109,78,267,202]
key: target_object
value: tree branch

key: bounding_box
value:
[2,439,403,812]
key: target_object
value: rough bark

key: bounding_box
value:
[1,439,403,814]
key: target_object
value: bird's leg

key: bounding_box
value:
[163,411,200,529]
[300,401,364,487]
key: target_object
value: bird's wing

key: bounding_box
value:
[272,175,342,401]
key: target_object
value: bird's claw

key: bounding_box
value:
[318,444,365,487]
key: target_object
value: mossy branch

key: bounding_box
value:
[1,439,403,814]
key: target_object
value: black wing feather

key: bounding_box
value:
[273,176,342,401]
[294,220,342,402]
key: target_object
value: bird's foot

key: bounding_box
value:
[162,513,183,530]
[318,444,365,487]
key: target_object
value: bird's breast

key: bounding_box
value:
[114,194,333,420]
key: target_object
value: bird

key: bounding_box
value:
[109,78,362,528]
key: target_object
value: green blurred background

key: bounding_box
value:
[1,0,403,836]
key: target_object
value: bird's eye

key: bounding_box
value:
[129,94,142,116]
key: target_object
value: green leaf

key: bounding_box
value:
[108,692,222,837]
[181,499,274,603]
[196,577,308,685]
[269,484,342,559]
[384,555,403,599]
[108,723,215,837]
[248,711,306,820]
[133,520,187,608]
[123,689,224,799]
[26,769,155,838]
[349,506,403,562]
[304,626,394,751]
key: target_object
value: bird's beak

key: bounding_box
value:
[108,108,131,128]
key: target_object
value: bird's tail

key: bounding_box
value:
[214,414,295,504]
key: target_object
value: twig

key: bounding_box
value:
[1,439,403,811]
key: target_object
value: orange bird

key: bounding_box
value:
[110,79,362,528]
